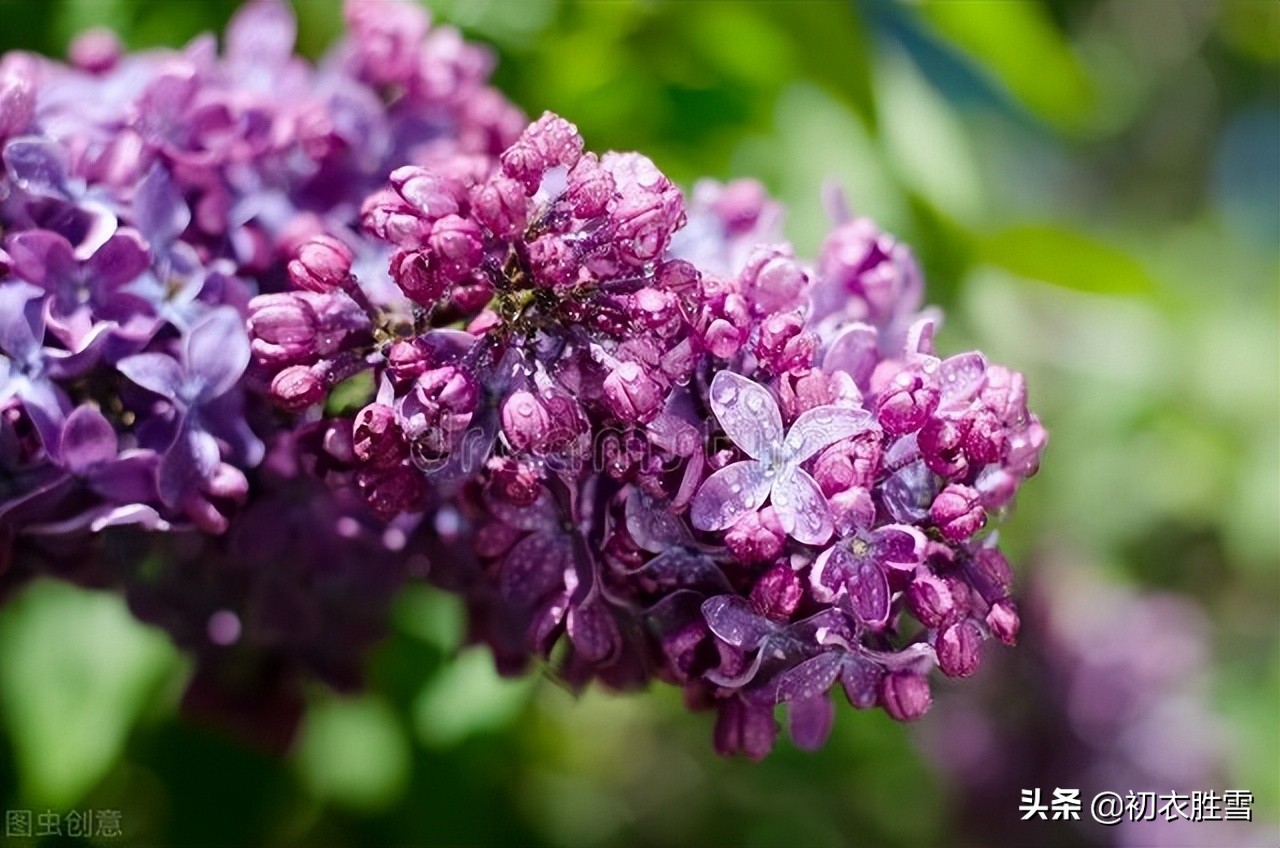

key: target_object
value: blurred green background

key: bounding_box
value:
[0,0,1276,846]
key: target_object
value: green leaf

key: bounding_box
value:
[917,0,1094,132]
[0,580,179,808]
[325,370,374,417]
[413,648,533,748]
[295,694,411,813]
[978,224,1155,296]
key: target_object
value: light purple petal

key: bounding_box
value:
[938,351,987,408]
[771,468,832,545]
[89,504,171,532]
[133,164,191,247]
[844,555,890,627]
[59,405,117,472]
[822,323,878,388]
[2,136,68,195]
[787,694,835,751]
[0,280,46,361]
[499,532,570,607]
[632,549,731,591]
[701,595,776,648]
[708,370,783,460]
[117,352,184,400]
[86,452,159,504]
[225,0,297,67]
[184,306,249,399]
[6,229,76,289]
[625,490,692,552]
[784,404,875,464]
[689,459,771,532]
[157,424,220,507]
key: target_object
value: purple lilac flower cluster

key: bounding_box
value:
[0,0,520,744]
[249,106,1046,756]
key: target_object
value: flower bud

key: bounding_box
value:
[565,153,615,218]
[500,390,554,453]
[0,59,35,140]
[390,165,462,220]
[247,294,319,365]
[360,188,431,245]
[711,178,769,235]
[749,561,802,622]
[287,234,353,293]
[69,28,121,73]
[486,456,541,507]
[357,464,426,519]
[390,248,447,306]
[919,415,969,478]
[740,246,808,315]
[880,671,931,722]
[270,365,326,411]
[353,404,406,469]
[931,483,985,541]
[602,361,665,424]
[906,572,957,630]
[936,618,982,678]
[876,369,939,436]
[385,339,433,386]
[985,598,1020,646]
[426,214,483,281]
[725,508,786,565]
[469,174,527,238]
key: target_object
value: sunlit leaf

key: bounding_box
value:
[296,694,411,812]
[978,224,1155,296]
[0,580,179,808]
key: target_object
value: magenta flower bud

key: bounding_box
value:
[750,561,803,622]
[662,620,710,682]
[564,153,616,218]
[390,248,448,306]
[631,287,678,331]
[344,0,430,87]
[0,60,35,140]
[426,214,483,281]
[500,390,554,453]
[813,436,881,496]
[270,365,326,411]
[725,508,786,564]
[703,318,744,359]
[357,464,426,520]
[906,572,957,630]
[970,545,1013,598]
[360,188,431,246]
[714,698,778,761]
[287,235,353,293]
[918,415,969,478]
[963,406,1008,465]
[353,404,407,469]
[740,246,808,315]
[880,671,932,722]
[69,28,121,73]
[657,259,700,294]
[936,618,982,678]
[247,294,319,366]
[470,174,527,238]
[711,178,769,234]
[386,339,433,386]
[606,151,683,265]
[527,234,576,288]
[602,361,665,424]
[501,111,583,192]
[486,457,541,508]
[876,370,940,436]
[931,483,986,541]
[390,166,463,220]
[985,598,1020,646]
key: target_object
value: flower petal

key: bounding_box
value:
[873,524,927,571]
[784,404,876,464]
[787,694,835,751]
[689,459,771,532]
[844,556,890,628]
[701,595,776,649]
[771,468,832,545]
[708,370,782,460]
[773,652,843,704]
[625,489,692,552]
[58,405,117,473]
[158,423,220,507]
[0,280,46,361]
[566,599,620,664]
[499,532,570,608]
[117,352,184,400]
[938,351,987,409]
[184,306,250,400]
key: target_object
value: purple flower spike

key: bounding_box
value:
[691,371,874,544]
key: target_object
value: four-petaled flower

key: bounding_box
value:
[691,370,876,544]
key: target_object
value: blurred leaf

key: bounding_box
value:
[326,370,374,417]
[917,0,1094,132]
[0,581,178,808]
[413,648,533,748]
[296,694,411,813]
[978,224,1155,296]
